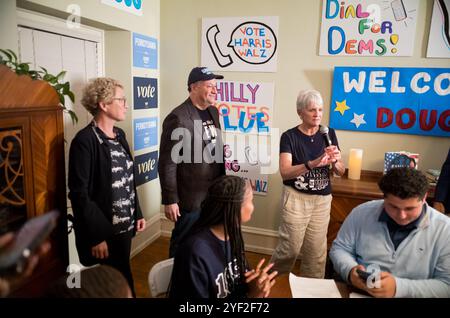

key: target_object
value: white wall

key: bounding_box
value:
[161,0,450,231]
[21,0,159,35]
[0,0,19,51]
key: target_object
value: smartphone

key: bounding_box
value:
[356,268,371,281]
[245,146,258,166]
[0,210,59,274]
[391,0,407,21]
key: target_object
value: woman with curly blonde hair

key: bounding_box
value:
[68,78,145,297]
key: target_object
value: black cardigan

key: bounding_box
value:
[68,123,143,266]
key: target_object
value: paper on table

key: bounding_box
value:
[289,273,342,298]
[349,292,371,298]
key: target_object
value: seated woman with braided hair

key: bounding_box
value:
[169,175,278,298]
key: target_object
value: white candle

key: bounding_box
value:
[348,148,363,180]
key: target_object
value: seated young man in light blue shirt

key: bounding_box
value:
[329,167,450,298]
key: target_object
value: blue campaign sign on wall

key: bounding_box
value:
[135,151,158,186]
[133,77,158,109]
[330,67,450,137]
[133,33,158,69]
[101,0,143,16]
[134,117,158,151]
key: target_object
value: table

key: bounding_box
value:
[270,274,351,298]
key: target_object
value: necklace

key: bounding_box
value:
[298,125,317,143]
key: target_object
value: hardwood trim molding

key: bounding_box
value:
[131,213,161,257]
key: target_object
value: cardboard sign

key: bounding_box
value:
[330,66,450,137]
[201,16,279,72]
[215,80,274,135]
[319,0,419,56]
[101,0,143,16]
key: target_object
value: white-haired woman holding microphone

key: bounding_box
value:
[270,89,345,278]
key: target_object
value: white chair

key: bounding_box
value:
[148,258,174,297]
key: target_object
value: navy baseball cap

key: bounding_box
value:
[187,67,224,86]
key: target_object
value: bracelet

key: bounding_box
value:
[305,161,312,171]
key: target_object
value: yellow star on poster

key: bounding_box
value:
[334,100,350,115]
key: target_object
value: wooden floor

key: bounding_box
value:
[130,236,301,298]
[130,236,171,298]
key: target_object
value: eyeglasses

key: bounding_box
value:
[111,97,127,105]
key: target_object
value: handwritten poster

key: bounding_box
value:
[214,80,274,135]
[202,16,279,72]
[330,66,450,137]
[224,142,269,196]
[427,0,450,58]
[101,0,143,16]
[319,0,419,56]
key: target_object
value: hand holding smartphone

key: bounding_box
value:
[356,268,371,281]
[0,210,58,275]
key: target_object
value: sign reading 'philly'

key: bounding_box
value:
[133,77,158,109]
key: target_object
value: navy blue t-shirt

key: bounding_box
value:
[280,126,339,195]
[169,228,246,298]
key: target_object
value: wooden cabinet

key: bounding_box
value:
[0,65,68,296]
[327,171,383,249]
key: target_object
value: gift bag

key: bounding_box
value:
[384,151,419,174]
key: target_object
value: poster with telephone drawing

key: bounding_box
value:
[201,16,279,72]
[223,140,269,196]
[427,0,450,58]
[319,0,419,56]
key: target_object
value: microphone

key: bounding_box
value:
[319,125,332,147]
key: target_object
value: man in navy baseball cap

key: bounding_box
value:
[187,67,224,90]
[159,66,226,258]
